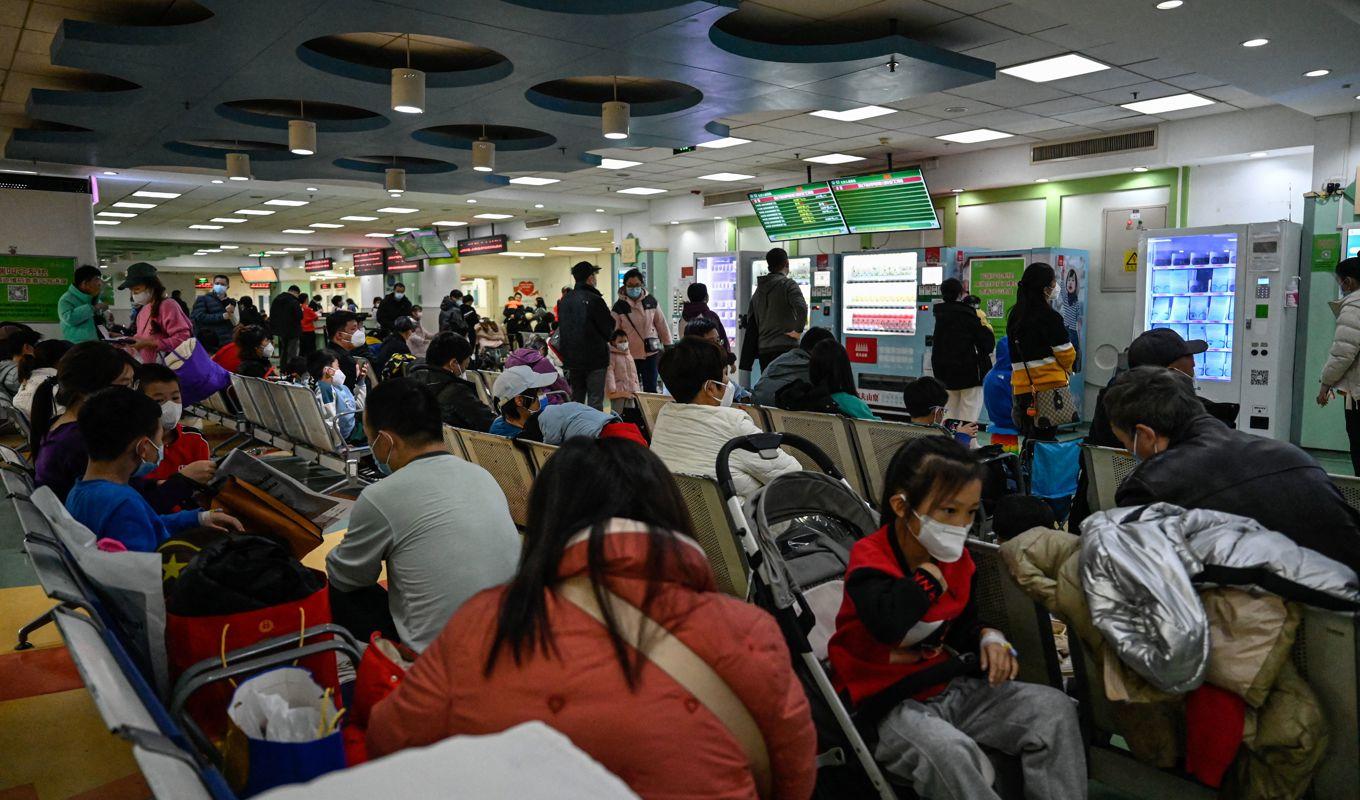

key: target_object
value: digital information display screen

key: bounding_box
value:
[831,169,940,234]
[352,249,386,276]
[748,183,849,240]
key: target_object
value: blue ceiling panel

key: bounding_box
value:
[9,0,995,193]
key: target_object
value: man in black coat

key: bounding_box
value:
[556,261,614,410]
[930,278,994,422]
[439,289,468,336]
[1105,366,1360,571]
[376,282,414,336]
[191,274,234,352]
[269,285,304,360]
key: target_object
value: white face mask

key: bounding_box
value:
[912,508,971,563]
[262,342,275,359]
[394,292,405,300]
[132,290,152,305]
[328,369,346,386]
[159,400,182,430]
[707,379,735,408]
[612,342,630,352]
[349,328,366,347]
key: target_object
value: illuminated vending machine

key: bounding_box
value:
[838,250,930,407]
[749,254,839,332]
[1135,221,1302,438]
[694,251,762,351]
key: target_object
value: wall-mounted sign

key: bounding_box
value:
[248,282,271,289]
[457,234,508,257]
[386,249,423,273]
[304,257,333,273]
[352,249,386,276]
[514,279,538,297]
[194,276,210,289]
[621,235,638,264]
[0,255,75,322]
[334,282,346,288]
[318,282,331,289]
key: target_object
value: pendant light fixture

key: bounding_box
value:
[289,101,316,155]
[602,75,629,140]
[226,152,251,181]
[391,34,425,114]
[472,124,495,173]
[386,167,406,194]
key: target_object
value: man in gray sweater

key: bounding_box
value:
[742,247,809,371]
[326,378,519,652]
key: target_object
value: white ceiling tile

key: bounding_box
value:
[1055,105,1143,124]
[1083,80,1180,105]
[1122,58,1202,81]
[762,115,881,137]
[1017,95,1105,116]
[921,0,1009,13]
[1156,104,1233,121]
[904,119,975,136]
[1028,124,1097,140]
[908,97,1001,116]
[1198,85,1274,109]
[856,109,942,129]
[952,108,1046,127]
[916,15,1015,49]
[1085,116,1163,131]
[728,124,831,147]
[831,0,964,29]
[1045,66,1148,94]
[960,35,1068,67]
[1164,74,1227,91]
[948,74,1068,105]
[1030,23,1110,51]
[1078,41,1155,67]
[974,3,1061,34]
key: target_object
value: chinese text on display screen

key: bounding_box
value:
[748,183,849,240]
[831,169,941,234]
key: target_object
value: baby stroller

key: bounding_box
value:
[715,432,897,800]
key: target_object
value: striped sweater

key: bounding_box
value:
[1008,307,1075,394]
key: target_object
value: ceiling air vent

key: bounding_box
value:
[1031,128,1156,163]
[524,216,561,230]
[703,189,753,208]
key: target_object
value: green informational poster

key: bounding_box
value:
[0,255,76,322]
[1312,233,1341,272]
[968,256,1027,321]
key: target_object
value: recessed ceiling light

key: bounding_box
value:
[395,227,418,232]
[189,224,223,230]
[1000,53,1109,83]
[803,153,865,164]
[211,217,245,224]
[616,187,666,195]
[132,190,181,199]
[498,251,546,258]
[306,187,318,191]
[1304,69,1331,78]
[0,169,36,174]
[595,208,605,213]
[264,199,310,207]
[430,220,466,226]
[534,203,545,209]
[219,245,239,249]
[1249,151,1268,158]
[1035,178,1049,183]
[93,219,121,225]
[309,222,343,228]
[97,211,136,218]
[102,170,118,175]
[809,106,896,122]
[696,137,752,148]
[1132,166,1149,173]
[474,213,514,220]
[936,129,1014,143]
[597,158,642,169]
[951,188,965,193]
[283,247,309,252]
[341,215,378,222]
[113,201,156,209]
[1241,38,1269,47]
[539,237,548,241]
[670,220,679,225]
[281,229,315,234]
[365,232,394,237]
[235,209,275,216]
[713,216,722,220]
[211,179,224,184]
[376,207,418,213]
[466,199,478,204]
[508,176,560,186]
[550,246,603,252]
[1155,0,1182,7]
[1121,92,1214,114]
[698,172,756,182]
[264,250,288,255]
[600,230,609,233]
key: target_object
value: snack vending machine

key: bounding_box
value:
[694,251,762,351]
[1135,221,1302,438]
[837,248,971,407]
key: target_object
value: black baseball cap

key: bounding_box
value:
[1128,328,1208,368]
[570,261,600,281]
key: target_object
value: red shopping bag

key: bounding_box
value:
[166,580,339,740]
[344,633,415,765]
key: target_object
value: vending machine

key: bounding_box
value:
[836,247,973,407]
[1135,221,1302,438]
[694,251,762,349]
[749,254,839,333]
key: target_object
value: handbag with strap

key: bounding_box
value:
[557,576,773,800]
[1012,334,1078,432]
[211,475,324,559]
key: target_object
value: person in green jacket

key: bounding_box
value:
[809,339,880,421]
[58,265,107,343]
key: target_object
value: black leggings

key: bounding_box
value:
[1346,405,1360,476]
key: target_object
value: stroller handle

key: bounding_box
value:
[715,432,844,500]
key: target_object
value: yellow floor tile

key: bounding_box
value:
[0,587,65,651]
[0,688,139,799]
[301,529,386,584]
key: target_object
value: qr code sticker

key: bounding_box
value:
[1250,370,1269,386]
[986,299,1004,318]
[6,286,27,303]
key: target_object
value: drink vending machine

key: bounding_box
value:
[1135,221,1302,438]
[836,248,973,407]
[693,251,762,349]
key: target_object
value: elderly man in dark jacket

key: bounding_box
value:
[191,273,234,352]
[269,285,304,359]
[931,278,994,422]
[1106,366,1360,572]
[741,247,808,372]
[556,261,615,410]
[376,282,414,336]
[410,331,495,431]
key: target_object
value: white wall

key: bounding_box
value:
[0,187,96,336]
[1186,153,1311,227]
[956,199,1047,249]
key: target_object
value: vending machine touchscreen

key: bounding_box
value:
[1144,231,1238,384]
[695,253,739,336]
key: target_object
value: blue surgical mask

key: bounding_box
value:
[626,286,643,300]
[394,291,405,301]
[374,432,395,477]
[212,283,227,295]
[132,438,164,478]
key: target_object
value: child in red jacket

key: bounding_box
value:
[137,363,211,483]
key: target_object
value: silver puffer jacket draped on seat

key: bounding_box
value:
[1080,503,1360,693]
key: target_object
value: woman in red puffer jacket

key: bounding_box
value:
[368,438,816,800]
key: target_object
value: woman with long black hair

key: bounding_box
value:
[367,438,816,800]
[1006,263,1076,438]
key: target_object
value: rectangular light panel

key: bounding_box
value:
[597,158,642,169]
[999,54,1109,83]
[802,153,865,164]
[1121,93,1214,114]
[696,137,751,149]
[508,176,561,185]
[698,172,755,182]
[474,213,514,219]
[809,106,896,122]
[309,222,344,228]
[211,217,245,223]
[264,199,310,207]
[376,207,419,213]
[235,209,275,215]
[131,190,181,199]
[935,129,1014,143]
[341,215,378,221]
[430,220,467,226]
[113,201,156,209]
[281,229,315,234]
[615,187,666,195]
